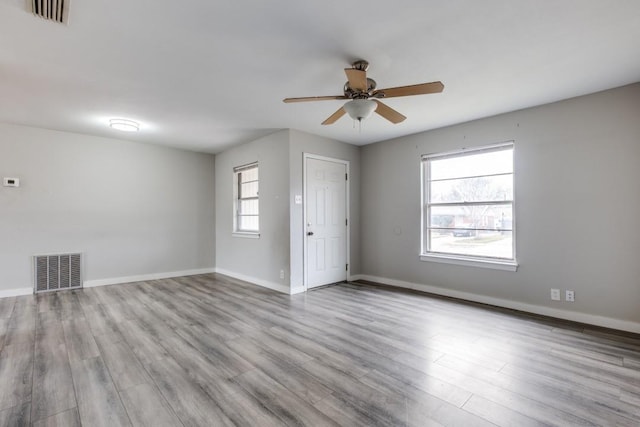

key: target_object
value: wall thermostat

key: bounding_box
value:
[3,177,19,187]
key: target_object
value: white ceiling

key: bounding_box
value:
[1,0,639,153]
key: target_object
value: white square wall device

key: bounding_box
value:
[3,177,19,187]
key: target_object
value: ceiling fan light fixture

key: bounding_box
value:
[343,99,377,122]
[109,118,139,132]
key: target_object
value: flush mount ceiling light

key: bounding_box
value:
[109,118,139,132]
[343,99,377,122]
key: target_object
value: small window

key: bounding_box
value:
[421,143,516,269]
[233,162,259,234]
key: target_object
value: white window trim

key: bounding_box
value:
[232,231,260,239]
[233,162,259,236]
[420,253,518,271]
[420,142,518,271]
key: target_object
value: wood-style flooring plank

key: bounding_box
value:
[0,318,8,351]
[0,402,30,427]
[462,394,548,427]
[31,312,76,423]
[303,356,488,427]
[0,342,33,412]
[56,292,86,322]
[62,319,100,362]
[3,313,35,348]
[197,383,285,427]
[143,356,234,427]
[234,369,340,427]
[359,368,472,409]
[172,324,254,376]
[119,383,182,427]
[70,356,131,427]
[226,335,333,404]
[94,336,150,392]
[11,296,36,318]
[113,319,170,366]
[313,393,395,427]
[32,408,81,427]
[81,303,123,343]
[435,353,631,426]
[301,359,419,426]
[0,298,15,319]
[267,326,371,378]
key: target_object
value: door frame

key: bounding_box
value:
[303,153,350,291]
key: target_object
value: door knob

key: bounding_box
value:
[307,231,314,236]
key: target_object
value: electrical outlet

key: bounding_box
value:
[551,289,561,301]
[280,269,285,279]
[565,290,575,302]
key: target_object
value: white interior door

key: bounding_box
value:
[305,157,348,289]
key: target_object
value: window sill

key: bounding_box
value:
[420,253,518,271]
[232,232,260,239]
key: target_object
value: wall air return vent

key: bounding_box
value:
[34,253,82,293]
[29,0,70,25]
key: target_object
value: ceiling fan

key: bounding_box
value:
[283,60,444,125]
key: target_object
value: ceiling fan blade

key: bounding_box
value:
[374,100,406,124]
[344,68,368,91]
[283,95,347,103]
[321,107,346,125]
[374,81,444,98]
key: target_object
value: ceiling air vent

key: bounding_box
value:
[30,0,70,24]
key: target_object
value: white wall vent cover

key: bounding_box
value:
[34,253,82,293]
[29,0,70,24]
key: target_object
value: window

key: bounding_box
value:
[233,162,259,235]
[421,142,516,270]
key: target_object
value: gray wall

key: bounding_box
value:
[214,130,291,291]
[215,129,360,293]
[0,123,216,292]
[360,84,640,325]
[288,129,361,291]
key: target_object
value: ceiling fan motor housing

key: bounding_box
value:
[344,78,377,99]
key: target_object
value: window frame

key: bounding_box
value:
[420,142,517,271]
[233,162,260,238]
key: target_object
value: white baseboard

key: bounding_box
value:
[83,268,216,288]
[214,268,290,294]
[357,274,640,334]
[290,286,306,295]
[0,287,33,298]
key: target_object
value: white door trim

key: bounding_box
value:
[303,153,350,291]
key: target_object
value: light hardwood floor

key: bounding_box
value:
[0,273,639,426]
